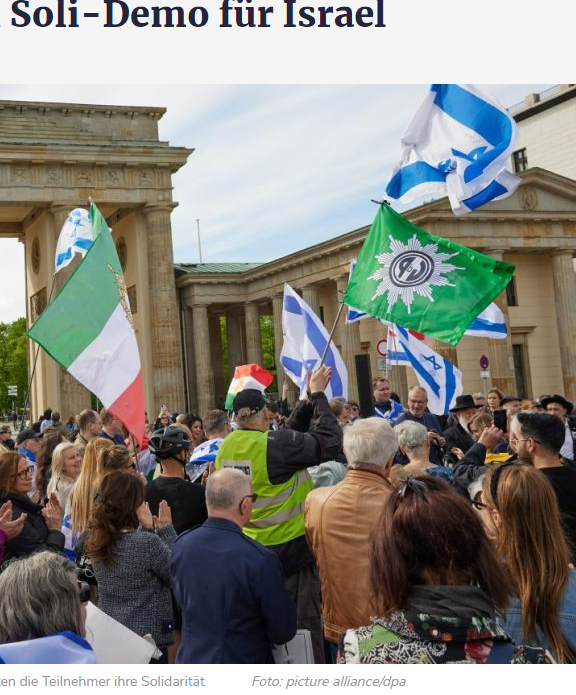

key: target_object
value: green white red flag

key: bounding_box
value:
[225,364,274,410]
[28,203,145,442]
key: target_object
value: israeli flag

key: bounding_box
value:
[466,302,507,339]
[374,399,404,424]
[55,208,94,272]
[280,283,348,400]
[386,84,520,216]
[389,324,462,415]
[0,631,97,664]
[61,512,77,562]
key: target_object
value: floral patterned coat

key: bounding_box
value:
[339,611,553,664]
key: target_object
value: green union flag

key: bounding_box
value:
[344,204,514,345]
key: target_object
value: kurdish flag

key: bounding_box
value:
[28,203,145,442]
[344,204,514,346]
[225,364,274,410]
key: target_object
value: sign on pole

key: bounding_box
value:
[376,339,387,357]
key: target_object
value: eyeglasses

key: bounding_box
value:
[239,493,258,512]
[408,400,427,406]
[11,466,34,480]
[240,493,258,504]
[77,580,91,604]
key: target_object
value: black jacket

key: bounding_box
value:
[0,493,65,564]
[443,422,475,454]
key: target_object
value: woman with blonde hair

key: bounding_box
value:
[483,463,576,663]
[46,442,82,511]
[70,438,113,534]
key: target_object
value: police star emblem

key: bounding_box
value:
[370,235,462,313]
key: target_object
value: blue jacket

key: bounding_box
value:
[498,570,576,655]
[171,517,297,663]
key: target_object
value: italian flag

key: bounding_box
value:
[224,364,274,410]
[28,203,145,442]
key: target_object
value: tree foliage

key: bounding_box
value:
[0,318,29,415]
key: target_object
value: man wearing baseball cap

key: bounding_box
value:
[215,365,341,663]
[0,426,15,451]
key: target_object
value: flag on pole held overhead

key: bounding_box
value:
[385,84,520,216]
[280,283,348,400]
[343,204,514,345]
[345,259,507,340]
[388,324,463,415]
[28,202,145,442]
[54,208,96,273]
[224,364,274,410]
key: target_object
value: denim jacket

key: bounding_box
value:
[498,570,576,654]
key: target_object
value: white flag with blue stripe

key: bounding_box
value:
[465,302,507,339]
[54,208,94,273]
[280,283,348,400]
[386,84,520,216]
[388,324,462,415]
[61,512,77,561]
[348,302,506,340]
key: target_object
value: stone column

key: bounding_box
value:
[143,204,184,412]
[192,305,215,416]
[244,303,263,365]
[486,249,516,396]
[51,205,92,419]
[272,294,285,382]
[552,250,576,402]
[209,312,225,406]
[302,285,321,317]
[226,307,245,375]
[180,304,197,412]
[336,276,361,402]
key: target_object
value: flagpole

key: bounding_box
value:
[20,272,58,432]
[319,301,345,367]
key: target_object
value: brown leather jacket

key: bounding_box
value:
[304,467,393,644]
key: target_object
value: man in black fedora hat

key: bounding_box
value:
[541,394,576,461]
[442,395,483,454]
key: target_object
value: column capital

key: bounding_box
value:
[143,202,178,216]
[551,248,575,258]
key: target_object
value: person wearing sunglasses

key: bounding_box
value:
[0,451,64,565]
[0,551,96,663]
[339,476,552,664]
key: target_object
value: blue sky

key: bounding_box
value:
[0,84,552,321]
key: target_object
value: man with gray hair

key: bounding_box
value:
[305,417,398,659]
[171,468,296,664]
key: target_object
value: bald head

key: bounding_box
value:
[206,468,251,513]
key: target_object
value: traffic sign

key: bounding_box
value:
[7,385,17,396]
[376,357,387,372]
[479,355,489,370]
[376,339,387,357]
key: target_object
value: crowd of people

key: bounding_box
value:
[0,371,575,664]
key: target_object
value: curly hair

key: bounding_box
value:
[86,471,145,567]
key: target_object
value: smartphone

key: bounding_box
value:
[493,409,507,433]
